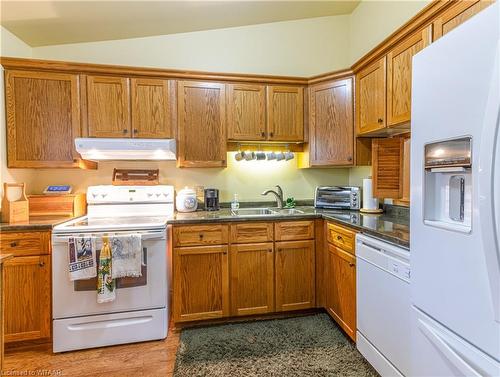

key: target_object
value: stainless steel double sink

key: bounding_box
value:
[230,208,304,217]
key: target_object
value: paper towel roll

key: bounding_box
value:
[362,178,379,210]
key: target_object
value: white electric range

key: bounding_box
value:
[51,185,174,353]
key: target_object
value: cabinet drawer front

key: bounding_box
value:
[230,222,273,244]
[326,223,355,254]
[275,221,314,241]
[173,225,228,247]
[0,231,50,256]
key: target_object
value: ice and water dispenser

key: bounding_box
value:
[423,137,472,233]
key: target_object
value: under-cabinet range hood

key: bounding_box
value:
[75,138,176,161]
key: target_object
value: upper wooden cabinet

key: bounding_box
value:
[177,81,227,168]
[356,57,386,135]
[307,78,354,166]
[267,86,304,141]
[86,75,131,138]
[130,78,173,138]
[5,70,85,168]
[227,83,266,141]
[372,137,404,199]
[387,27,431,127]
[433,0,494,40]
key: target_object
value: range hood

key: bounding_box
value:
[75,138,176,161]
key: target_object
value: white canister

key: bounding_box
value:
[176,187,198,212]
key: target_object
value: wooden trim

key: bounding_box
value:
[0,57,308,85]
[307,69,354,85]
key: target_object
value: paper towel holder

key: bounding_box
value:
[360,177,383,214]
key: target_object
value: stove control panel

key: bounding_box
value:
[87,185,175,204]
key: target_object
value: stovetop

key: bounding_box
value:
[53,215,170,233]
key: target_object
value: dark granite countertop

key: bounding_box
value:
[168,206,409,249]
[0,216,76,232]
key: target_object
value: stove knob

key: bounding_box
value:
[156,193,161,197]
[101,193,107,198]
[147,193,153,197]
[92,193,98,198]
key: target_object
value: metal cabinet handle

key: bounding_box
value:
[269,132,274,137]
[378,118,384,124]
[133,129,138,134]
[199,233,204,239]
[10,241,18,247]
[261,132,266,137]
[337,235,343,241]
[349,262,355,267]
[347,156,353,162]
[39,262,45,267]
[123,129,128,134]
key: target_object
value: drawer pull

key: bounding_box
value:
[349,262,355,267]
[199,234,204,239]
[39,262,45,267]
[337,235,343,241]
[10,241,18,247]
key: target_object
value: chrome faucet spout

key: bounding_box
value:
[261,185,284,208]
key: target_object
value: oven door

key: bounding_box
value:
[52,229,167,319]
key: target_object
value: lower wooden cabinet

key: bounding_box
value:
[3,255,51,342]
[275,240,315,312]
[326,244,356,341]
[230,243,274,316]
[173,245,230,322]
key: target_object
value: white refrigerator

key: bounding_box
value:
[411,3,500,376]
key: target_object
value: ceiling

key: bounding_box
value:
[1,1,360,47]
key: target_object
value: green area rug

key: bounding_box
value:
[174,313,379,376]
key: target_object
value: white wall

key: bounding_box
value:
[32,15,351,77]
[349,0,431,63]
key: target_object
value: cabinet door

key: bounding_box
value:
[309,78,354,166]
[5,70,82,168]
[230,243,274,316]
[3,255,51,342]
[173,245,229,322]
[372,137,404,199]
[131,78,173,138]
[177,81,227,167]
[387,27,431,127]
[433,0,494,40]
[275,240,315,311]
[267,86,304,141]
[227,83,266,141]
[356,57,386,135]
[87,75,131,138]
[326,244,356,341]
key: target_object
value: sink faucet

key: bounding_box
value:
[261,185,284,209]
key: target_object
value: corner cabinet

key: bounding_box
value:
[307,78,354,166]
[5,70,88,168]
[267,86,304,141]
[177,81,227,168]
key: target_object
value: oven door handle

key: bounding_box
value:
[52,231,166,242]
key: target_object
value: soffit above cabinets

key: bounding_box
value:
[1,0,360,47]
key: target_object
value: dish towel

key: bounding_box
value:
[110,234,143,279]
[68,237,97,281]
[97,236,116,303]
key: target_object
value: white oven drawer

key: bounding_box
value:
[52,230,168,318]
[53,308,167,353]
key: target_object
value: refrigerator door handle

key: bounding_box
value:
[417,318,496,377]
[478,46,500,323]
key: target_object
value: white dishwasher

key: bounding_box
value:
[356,234,411,377]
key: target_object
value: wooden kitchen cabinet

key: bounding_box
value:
[230,243,274,316]
[326,244,356,341]
[227,83,266,141]
[5,70,86,168]
[173,245,230,322]
[130,78,173,138]
[3,230,51,343]
[307,78,354,166]
[356,57,386,135]
[387,27,431,128]
[267,86,304,142]
[275,240,315,312]
[86,75,131,138]
[177,81,227,167]
[372,137,404,199]
[433,0,494,40]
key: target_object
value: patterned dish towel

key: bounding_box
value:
[110,234,142,279]
[97,236,116,303]
[68,237,96,281]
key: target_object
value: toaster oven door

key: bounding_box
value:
[315,188,353,208]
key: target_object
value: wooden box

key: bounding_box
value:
[1,183,29,223]
[28,193,87,218]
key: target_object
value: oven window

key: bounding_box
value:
[74,247,148,291]
[318,192,351,203]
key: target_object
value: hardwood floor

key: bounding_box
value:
[3,327,180,377]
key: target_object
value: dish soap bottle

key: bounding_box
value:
[231,194,240,210]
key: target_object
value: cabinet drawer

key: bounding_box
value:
[173,225,228,247]
[275,221,314,241]
[326,223,355,254]
[0,231,50,256]
[230,222,273,244]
